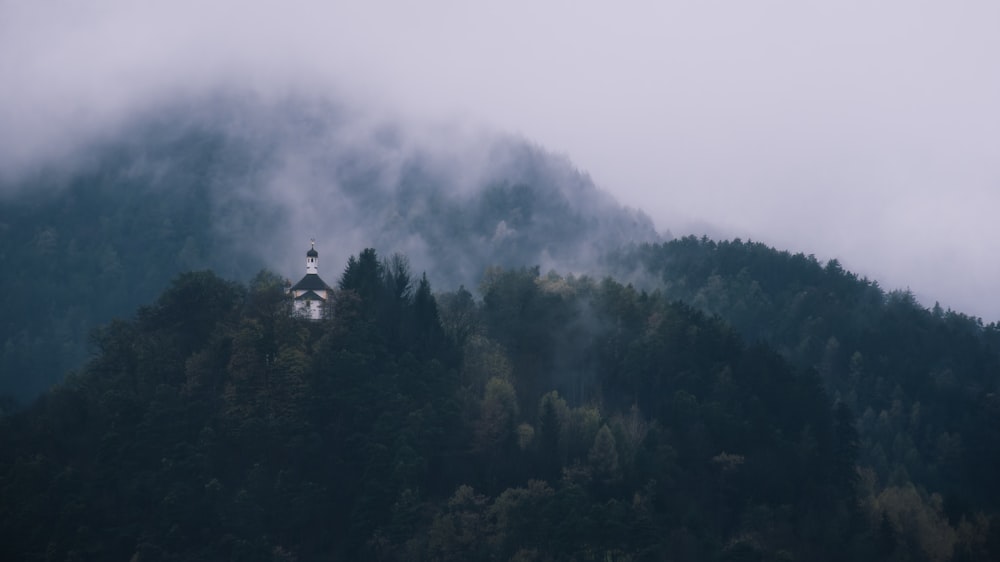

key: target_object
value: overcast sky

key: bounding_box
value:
[3,1,999,320]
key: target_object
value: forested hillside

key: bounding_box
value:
[0,124,237,401]
[0,95,658,401]
[611,237,1000,559]
[3,97,1000,561]
[3,249,999,561]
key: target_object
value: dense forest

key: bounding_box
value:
[2,247,999,560]
[611,238,1000,519]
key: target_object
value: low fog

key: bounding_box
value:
[3,1,999,320]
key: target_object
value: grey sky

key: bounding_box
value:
[3,1,999,319]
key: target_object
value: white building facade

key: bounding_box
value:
[288,241,332,320]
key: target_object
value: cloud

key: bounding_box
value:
[2,1,999,319]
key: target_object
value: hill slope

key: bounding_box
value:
[612,237,1000,530]
[0,94,659,400]
[1,256,868,561]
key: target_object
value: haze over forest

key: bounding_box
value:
[4,3,1000,561]
[3,0,999,321]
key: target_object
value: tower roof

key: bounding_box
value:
[307,239,318,257]
[290,273,331,292]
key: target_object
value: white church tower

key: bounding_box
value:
[289,240,332,320]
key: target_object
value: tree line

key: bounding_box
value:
[4,247,997,560]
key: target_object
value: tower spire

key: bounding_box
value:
[306,239,319,274]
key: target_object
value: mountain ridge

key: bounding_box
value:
[0,93,660,400]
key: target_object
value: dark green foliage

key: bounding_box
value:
[338,248,382,303]
[3,244,1000,561]
[0,260,465,560]
[613,237,1000,510]
[0,255,887,561]
[607,236,1000,561]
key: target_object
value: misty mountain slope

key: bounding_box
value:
[194,97,662,285]
[610,237,1000,514]
[0,127,231,400]
[0,94,660,401]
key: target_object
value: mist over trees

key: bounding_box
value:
[0,94,658,401]
[2,95,1000,560]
